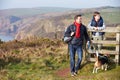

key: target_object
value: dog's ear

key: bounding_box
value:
[104,54,110,57]
[93,53,97,57]
[96,51,99,57]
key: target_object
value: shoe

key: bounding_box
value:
[71,72,74,76]
[74,72,77,76]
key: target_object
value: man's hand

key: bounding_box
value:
[93,27,98,31]
[71,32,75,36]
[95,27,98,31]
[87,41,90,45]
[93,27,96,30]
[86,41,90,49]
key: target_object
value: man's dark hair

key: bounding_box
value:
[93,11,100,16]
[74,14,82,20]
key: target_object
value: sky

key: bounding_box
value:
[0,0,120,10]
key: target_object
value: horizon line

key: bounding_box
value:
[0,5,120,10]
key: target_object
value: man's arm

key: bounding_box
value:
[88,22,106,30]
[84,26,90,41]
[97,23,106,30]
[88,22,96,30]
[84,26,91,49]
[64,25,71,37]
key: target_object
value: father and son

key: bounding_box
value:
[64,11,105,76]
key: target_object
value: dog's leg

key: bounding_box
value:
[101,65,104,70]
[95,67,99,73]
[105,64,108,71]
[93,67,96,73]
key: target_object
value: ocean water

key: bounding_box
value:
[0,35,14,42]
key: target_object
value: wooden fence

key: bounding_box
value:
[87,26,120,65]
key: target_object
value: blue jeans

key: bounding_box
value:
[69,44,83,73]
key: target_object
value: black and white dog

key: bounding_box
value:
[93,51,109,73]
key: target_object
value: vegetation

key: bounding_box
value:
[0,6,120,80]
[0,38,120,80]
[15,7,120,40]
[0,7,120,40]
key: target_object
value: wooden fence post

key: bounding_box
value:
[115,26,120,65]
[87,26,120,64]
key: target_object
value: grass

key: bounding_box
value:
[0,52,69,80]
[0,38,120,80]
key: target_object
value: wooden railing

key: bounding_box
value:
[87,26,120,65]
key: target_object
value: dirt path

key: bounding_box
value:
[56,67,70,78]
[55,67,94,80]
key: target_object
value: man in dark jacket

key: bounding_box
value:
[64,14,90,76]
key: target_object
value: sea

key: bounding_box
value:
[0,35,14,42]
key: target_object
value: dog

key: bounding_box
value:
[92,51,109,73]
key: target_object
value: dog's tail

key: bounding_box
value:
[96,51,101,61]
[96,51,99,57]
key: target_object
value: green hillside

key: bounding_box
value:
[0,6,120,40]
[14,7,120,40]
[76,7,120,25]
[0,38,120,80]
